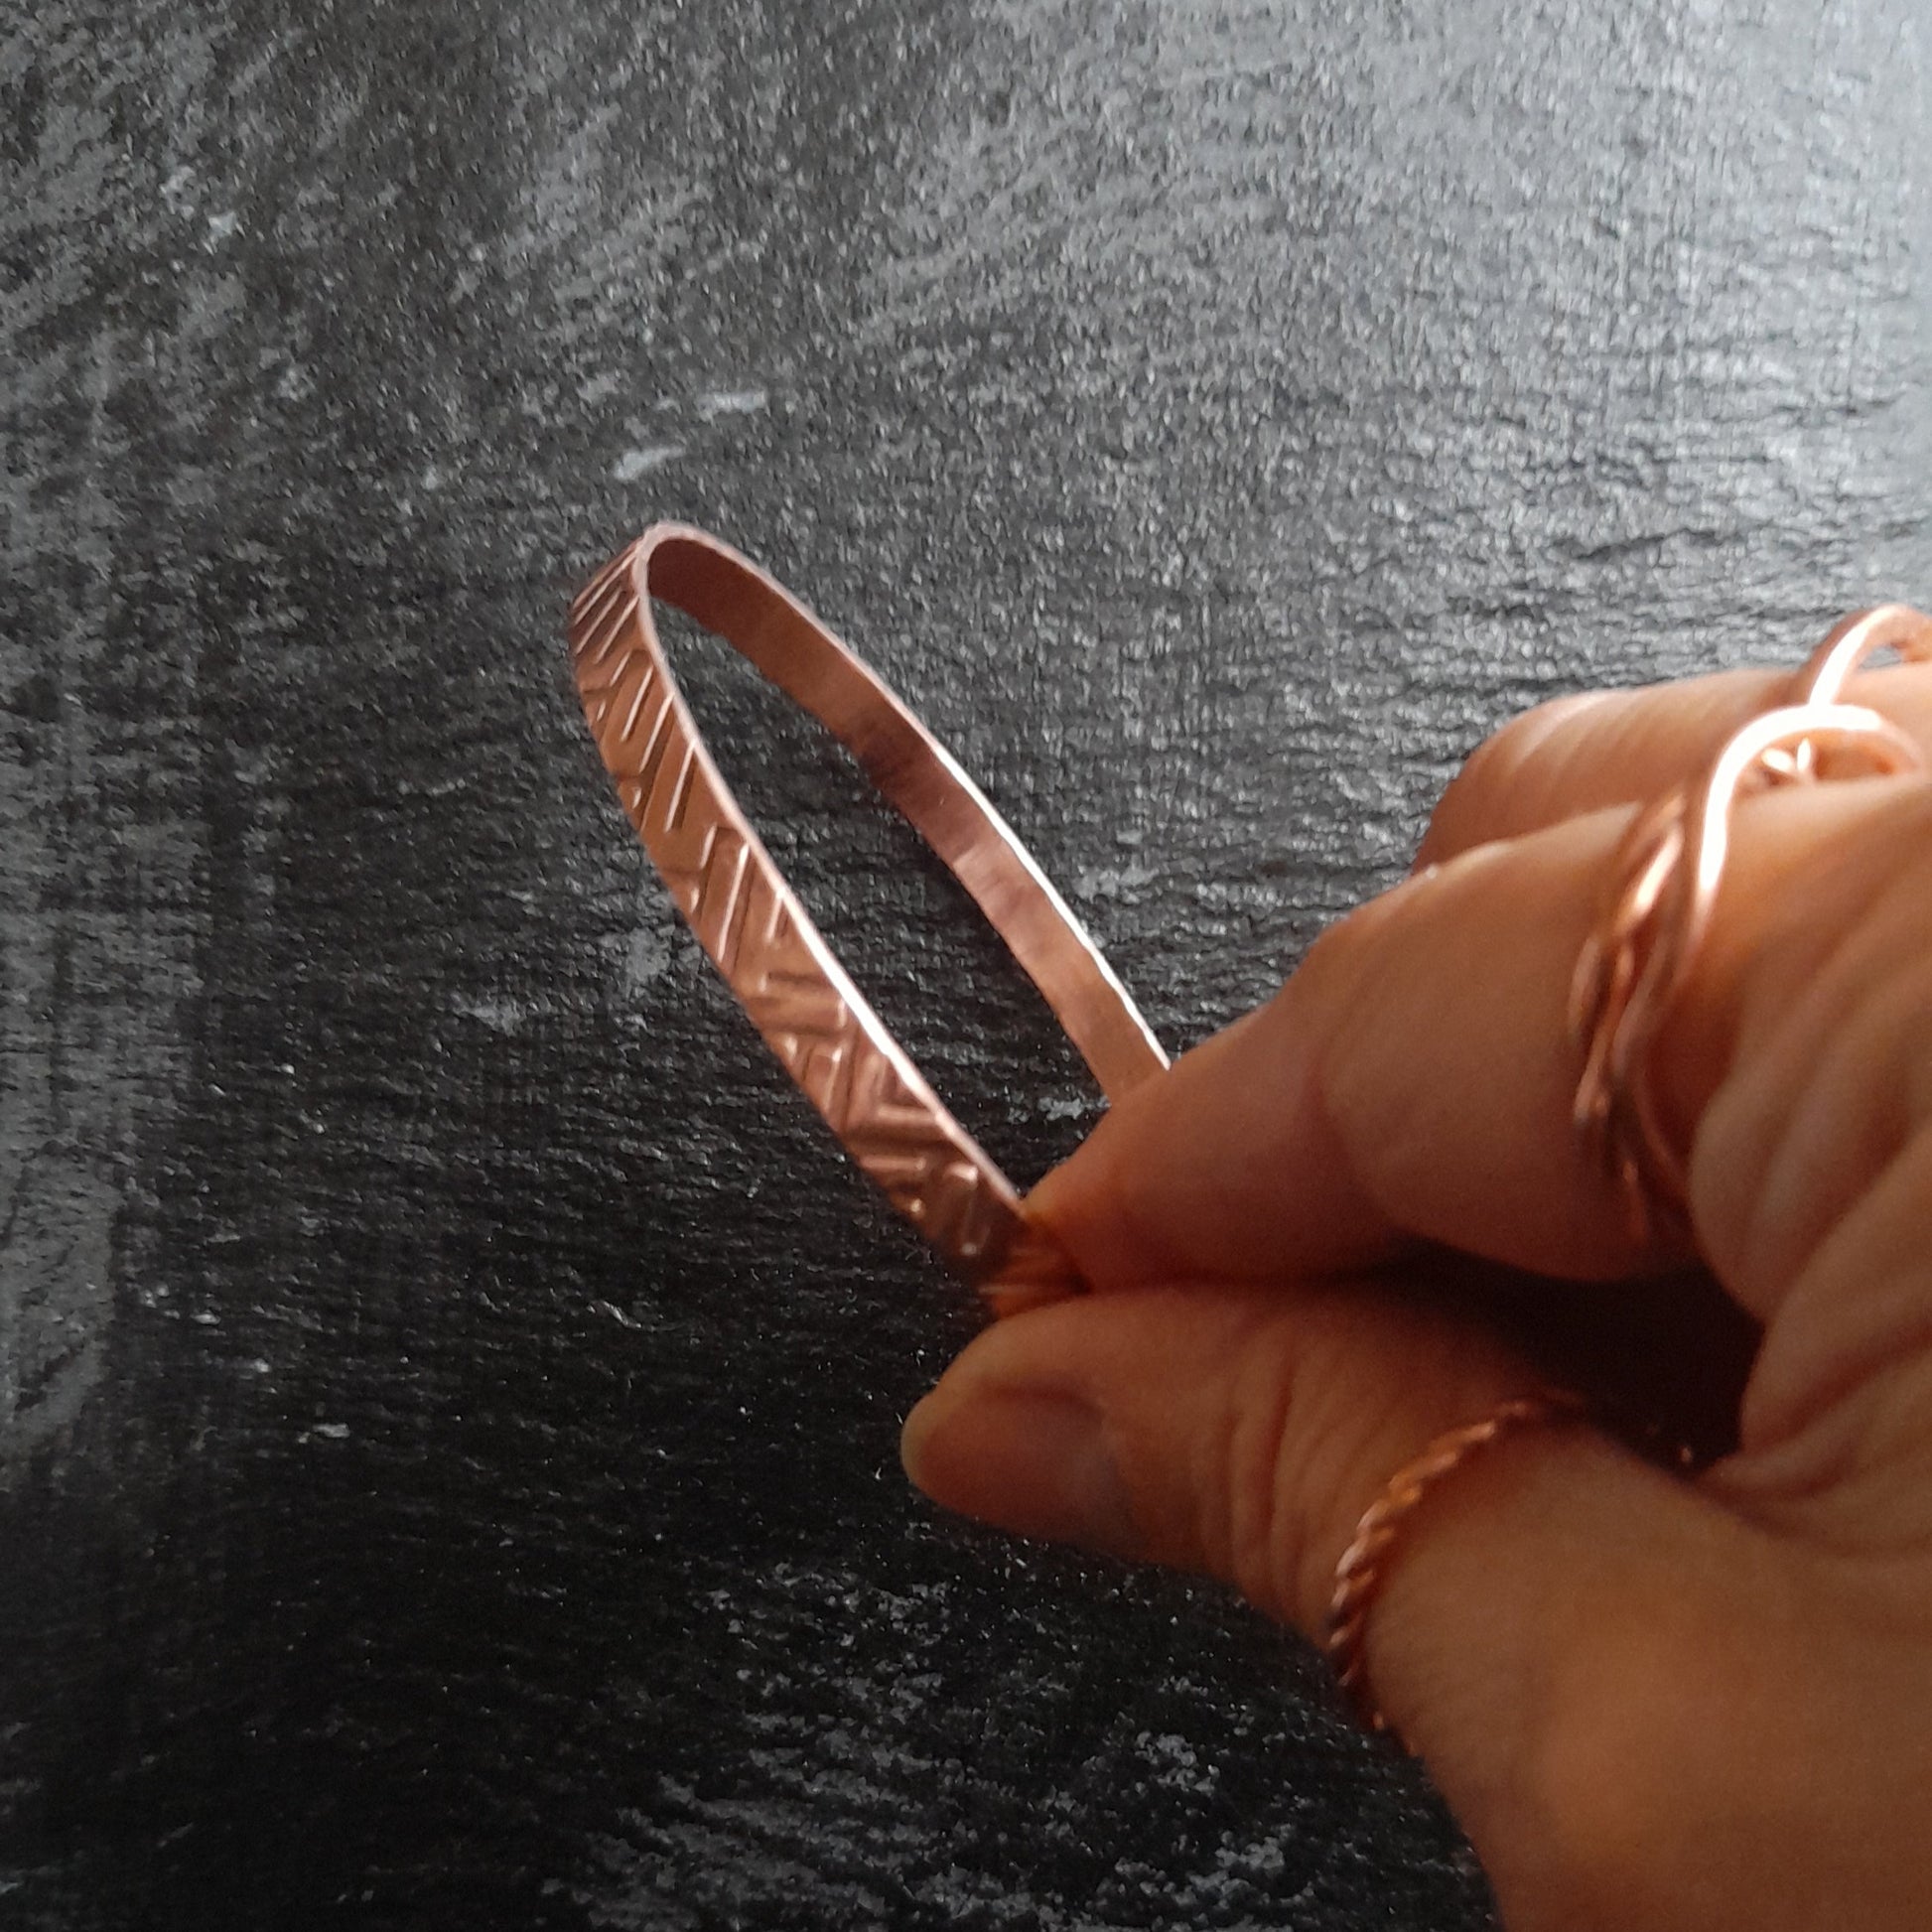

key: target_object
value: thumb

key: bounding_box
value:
[900,1285,1824,1931]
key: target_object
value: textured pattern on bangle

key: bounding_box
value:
[569,525,1169,1314]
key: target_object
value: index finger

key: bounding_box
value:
[1419,660,1932,866]
[1028,817,1643,1290]
[1025,773,1921,1292]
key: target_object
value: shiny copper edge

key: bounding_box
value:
[568,524,1169,1315]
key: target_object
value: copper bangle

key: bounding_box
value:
[568,525,1168,1314]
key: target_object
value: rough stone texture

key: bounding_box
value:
[1,2,1926,1926]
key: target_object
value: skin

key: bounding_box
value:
[899,660,1932,1932]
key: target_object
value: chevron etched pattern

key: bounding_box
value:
[569,541,1074,1301]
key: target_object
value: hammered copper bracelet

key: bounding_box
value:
[569,525,1169,1314]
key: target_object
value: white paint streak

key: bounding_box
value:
[453,995,534,1035]
[698,386,769,420]
[614,444,683,481]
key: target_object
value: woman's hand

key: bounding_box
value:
[900,659,1932,1932]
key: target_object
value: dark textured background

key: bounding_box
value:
[2,2,1927,1926]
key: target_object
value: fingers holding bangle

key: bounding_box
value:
[1027,621,1932,1305]
[908,612,1932,1932]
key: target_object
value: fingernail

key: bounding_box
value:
[900,1388,1141,1561]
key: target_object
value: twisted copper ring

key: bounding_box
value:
[568,525,1168,1315]
[1571,606,1932,1239]
[1324,1392,1589,1746]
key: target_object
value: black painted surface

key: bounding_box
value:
[2,2,1926,1925]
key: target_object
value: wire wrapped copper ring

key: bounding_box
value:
[1571,606,1932,1240]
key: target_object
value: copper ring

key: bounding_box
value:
[1570,606,1932,1239]
[1324,1392,1588,1747]
[568,525,1169,1315]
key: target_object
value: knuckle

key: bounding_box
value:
[1209,1297,1435,1633]
[1698,793,1932,1311]
[1424,692,1605,858]
[1212,1307,1309,1621]
[1294,902,1365,996]
[1197,1300,1341,1626]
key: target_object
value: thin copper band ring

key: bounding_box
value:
[1323,1392,1589,1747]
[568,525,1169,1314]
